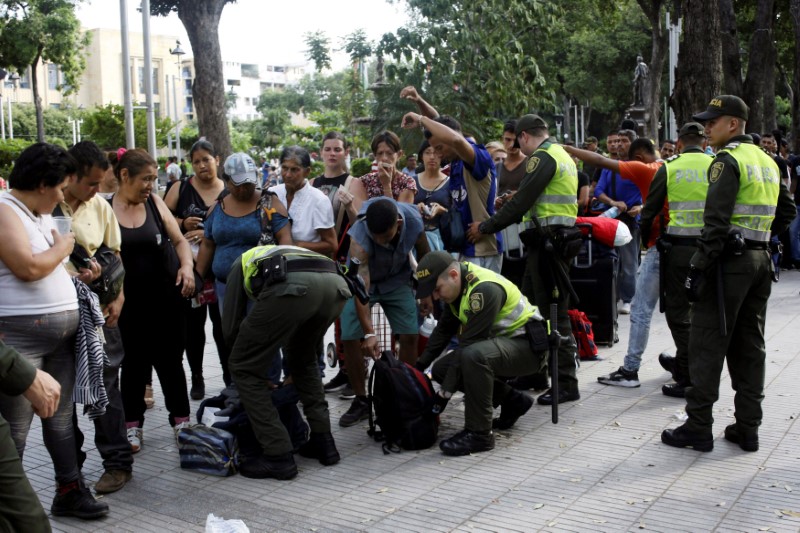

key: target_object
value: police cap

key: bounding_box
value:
[514,114,548,135]
[692,95,749,122]
[415,251,456,298]
[678,122,705,138]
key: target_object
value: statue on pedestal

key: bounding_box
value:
[632,55,649,106]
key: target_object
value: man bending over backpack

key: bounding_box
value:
[414,251,548,456]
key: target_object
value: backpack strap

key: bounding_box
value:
[334,175,354,236]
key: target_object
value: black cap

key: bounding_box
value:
[414,251,456,298]
[585,136,598,144]
[514,114,548,135]
[678,122,705,138]
[692,95,749,122]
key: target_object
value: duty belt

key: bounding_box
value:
[743,240,769,250]
[663,235,698,247]
[283,258,338,274]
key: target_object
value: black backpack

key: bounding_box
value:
[367,351,439,453]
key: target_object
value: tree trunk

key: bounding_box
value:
[32,50,45,143]
[743,0,776,134]
[791,0,800,153]
[177,1,231,159]
[671,0,723,126]
[637,0,668,143]
[719,0,743,95]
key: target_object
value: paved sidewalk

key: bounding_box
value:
[24,271,800,532]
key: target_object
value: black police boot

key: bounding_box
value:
[662,381,690,398]
[239,453,298,480]
[492,390,533,430]
[439,429,495,456]
[507,373,550,391]
[660,424,713,452]
[190,374,205,400]
[658,352,679,382]
[724,424,759,452]
[536,387,580,405]
[298,432,341,465]
[51,480,110,519]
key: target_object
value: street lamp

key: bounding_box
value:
[5,72,20,140]
[169,40,185,160]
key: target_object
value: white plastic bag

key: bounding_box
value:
[205,513,249,533]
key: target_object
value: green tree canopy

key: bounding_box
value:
[82,103,173,150]
[0,0,90,142]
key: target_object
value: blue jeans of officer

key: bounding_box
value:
[623,246,660,371]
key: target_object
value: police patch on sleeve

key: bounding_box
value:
[709,162,724,183]
[526,157,540,173]
[469,293,484,313]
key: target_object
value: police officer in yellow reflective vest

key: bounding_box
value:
[467,114,580,406]
[640,122,712,398]
[222,245,352,478]
[414,251,548,456]
[661,96,795,453]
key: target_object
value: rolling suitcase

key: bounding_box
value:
[569,224,619,347]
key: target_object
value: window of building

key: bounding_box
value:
[138,66,145,94]
[274,66,285,73]
[241,64,259,78]
[19,68,31,89]
[47,64,59,90]
[152,67,159,95]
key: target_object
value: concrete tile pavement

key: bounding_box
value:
[24,271,800,532]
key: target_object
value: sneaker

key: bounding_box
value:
[51,481,109,519]
[94,469,132,494]
[619,302,631,314]
[190,375,205,400]
[597,366,640,387]
[127,427,143,453]
[339,385,356,400]
[144,384,155,409]
[339,396,369,427]
[323,370,349,393]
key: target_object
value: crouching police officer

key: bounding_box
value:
[661,95,795,453]
[223,245,352,478]
[414,251,548,456]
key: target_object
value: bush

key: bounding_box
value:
[350,157,372,178]
[0,138,34,171]
[310,160,325,178]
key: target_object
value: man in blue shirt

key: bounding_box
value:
[399,86,503,272]
[594,129,643,313]
[338,198,430,427]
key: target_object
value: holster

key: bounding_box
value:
[551,226,584,262]
[525,319,549,353]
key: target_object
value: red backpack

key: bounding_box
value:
[568,309,599,360]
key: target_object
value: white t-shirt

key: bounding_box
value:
[0,193,78,316]
[166,162,181,181]
[269,182,334,243]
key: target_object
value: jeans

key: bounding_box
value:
[74,324,133,472]
[623,246,660,372]
[0,310,82,485]
[790,205,800,262]
[460,253,503,274]
[617,225,641,303]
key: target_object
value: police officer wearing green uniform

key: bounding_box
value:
[223,245,352,478]
[661,95,795,452]
[414,251,547,456]
[0,339,60,532]
[467,114,580,406]
[640,122,712,398]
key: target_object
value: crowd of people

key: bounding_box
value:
[0,86,797,529]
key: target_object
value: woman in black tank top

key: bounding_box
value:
[112,149,193,453]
